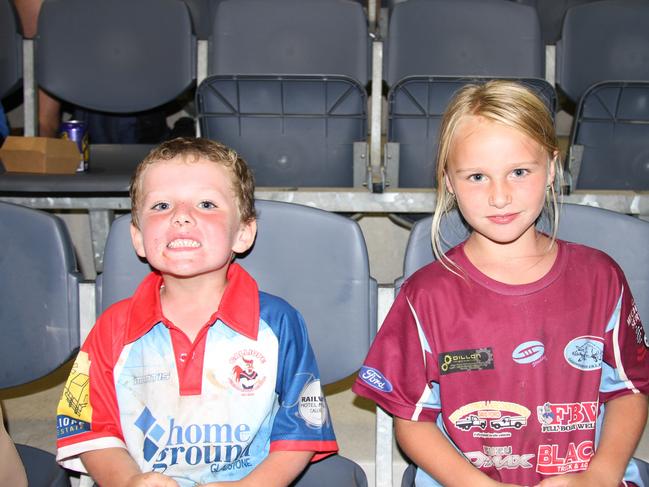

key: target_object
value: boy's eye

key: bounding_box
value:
[512,168,529,177]
[198,201,217,209]
[151,202,170,211]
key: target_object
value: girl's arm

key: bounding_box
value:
[535,393,648,487]
[395,417,520,487]
[200,450,314,487]
[81,448,179,487]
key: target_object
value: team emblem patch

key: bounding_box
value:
[228,349,267,393]
[563,336,603,371]
[439,347,494,375]
[512,341,545,365]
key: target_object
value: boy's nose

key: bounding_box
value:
[172,205,195,226]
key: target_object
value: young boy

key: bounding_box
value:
[56,138,338,486]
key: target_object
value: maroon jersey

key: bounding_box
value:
[353,241,649,486]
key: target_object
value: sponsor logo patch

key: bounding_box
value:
[563,336,603,371]
[449,401,531,438]
[537,401,597,433]
[536,441,593,475]
[359,366,393,392]
[466,445,535,470]
[439,347,494,375]
[298,380,327,428]
[57,351,92,438]
[134,408,253,473]
[512,341,545,366]
[228,349,267,394]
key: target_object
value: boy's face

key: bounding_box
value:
[130,157,256,281]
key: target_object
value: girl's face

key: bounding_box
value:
[444,115,554,250]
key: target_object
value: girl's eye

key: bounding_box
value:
[151,202,170,211]
[512,168,529,177]
[199,201,216,209]
[468,173,484,182]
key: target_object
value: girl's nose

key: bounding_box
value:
[488,181,512,209]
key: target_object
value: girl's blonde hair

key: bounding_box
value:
[432,80,562,268]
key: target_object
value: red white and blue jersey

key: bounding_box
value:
[353,241,649,487]
[56,264,337,486]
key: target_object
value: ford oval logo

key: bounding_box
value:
[359,366,393,392]
[512,341,545,364]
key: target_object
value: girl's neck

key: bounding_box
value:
[463,230,558,285]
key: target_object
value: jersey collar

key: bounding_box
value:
[124,263,260,342]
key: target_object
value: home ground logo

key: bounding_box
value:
[228,349,267,393]
[564,336,603,371]
[134,407,253,474]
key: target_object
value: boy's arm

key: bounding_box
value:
[395,417,520,487]
[200,450,314,487]
[535,393,648,487]
[81,448,179,487]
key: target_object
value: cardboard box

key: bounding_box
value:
[0,136,82,174]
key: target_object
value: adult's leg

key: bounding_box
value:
[13,0,62,137]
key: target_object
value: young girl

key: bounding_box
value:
[353,80,649,486]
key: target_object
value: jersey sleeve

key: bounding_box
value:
[352,281,441,422]
[56,304,128,472]
[268,305,338,461]
[600,268,649,402]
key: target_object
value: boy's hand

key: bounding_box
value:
[126,472,180,487]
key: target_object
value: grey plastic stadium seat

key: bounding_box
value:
[569,81,649,190]
[556,0,649,105]
[201,0,369,188]
[208,0,368,85]
[95,200,376,485]
[400,204,649,325]
[197,75,367,187]
[388,77,556,188]
[0,0,22,100]
[386,0,544,87]
[0,202,81,486]
[36,0,195,114]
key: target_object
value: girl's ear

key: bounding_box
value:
[547,151,558,186]
[444,172,455,195]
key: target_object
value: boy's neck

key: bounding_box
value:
[159,271,228,342]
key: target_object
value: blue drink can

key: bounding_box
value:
[59,120,89,172]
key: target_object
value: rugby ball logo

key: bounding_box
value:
[512,341,545,365]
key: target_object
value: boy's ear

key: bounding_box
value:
[130,222,147,258]
[232,219,257,254]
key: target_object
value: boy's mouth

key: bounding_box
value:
[167,239,201,249]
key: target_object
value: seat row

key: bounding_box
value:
[2,199,649,486]
[2,0,649,191]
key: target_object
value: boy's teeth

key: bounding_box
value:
[168,239,201,249]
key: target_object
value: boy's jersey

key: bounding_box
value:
[353,241,649,486]
[57,264,337,486]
